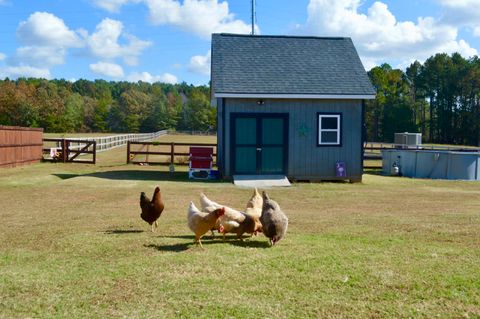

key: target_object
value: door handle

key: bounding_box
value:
[256,148,262,151]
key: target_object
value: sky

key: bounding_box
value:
[0,0,479,85]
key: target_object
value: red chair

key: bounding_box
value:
[189,146,213,179]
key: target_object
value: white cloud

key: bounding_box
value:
[437,0,480,37]
[90,61,125,78]
[302,0,478,69]
[87,18,152,65]
[17,12,83,48]
[0,66,51,79]
[0,53,5,61]
[126,71,178,83]
[188,50,211,75]
[474,26,480,37]
[12,46,66,67]
[156,72,178,84]
[437,0,480,21]
[91,0,140,12]
[6,13,152,80]
[8,12,84,77]
[437,0,479,7]
[145,0,252,38]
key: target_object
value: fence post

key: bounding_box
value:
[127,141,131,164]
[62,139,68,163]
[170,142,175,165]
[92,141,97,164]
[146,144,150,163]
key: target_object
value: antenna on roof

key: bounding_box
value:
[251,0,256,35]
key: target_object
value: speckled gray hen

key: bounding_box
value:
[260,191,288,246]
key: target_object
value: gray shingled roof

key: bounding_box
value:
[211,34,376,97]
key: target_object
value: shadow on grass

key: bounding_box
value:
[151,234,270,250]
[104,229,145,234]
[161,235,197,239]
[55,173,81,180]
[53,170,227,183]
[145,243,191,252]
[89,170,188,181]
[229,239,271,248]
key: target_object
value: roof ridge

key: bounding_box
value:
[213,33,349,40]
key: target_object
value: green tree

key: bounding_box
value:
[62,93,84,132]
[366,64,417,142]
[182,88,216,131]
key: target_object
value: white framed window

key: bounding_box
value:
[317,113,342,146]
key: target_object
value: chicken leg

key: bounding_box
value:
[195,236,204,249]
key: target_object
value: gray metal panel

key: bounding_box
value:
[448,153,478,180]
[381,150,480,180]
[398,150,417,177]
[381,150,393,174]
[417,152,443,179]
[477,155,480,180]
[222,98,363,180]
[211,34,376,97]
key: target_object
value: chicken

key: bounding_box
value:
[232,212,258,240]
[200,193,247,239]
[260,191,288,246]
[244,188,263,235]
[199,192,220,210]
[187,202,225,248]
[140,186,165,232]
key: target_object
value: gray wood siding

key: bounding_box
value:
[220,98,363,180]
[216,98,224,173]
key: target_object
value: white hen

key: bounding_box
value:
[245,187,263,219]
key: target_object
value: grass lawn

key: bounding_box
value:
[1,135,479,318]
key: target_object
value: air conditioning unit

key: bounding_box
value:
[394,132,422,147]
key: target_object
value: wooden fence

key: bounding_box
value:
[127,141,217,166]
[0,126,44,168]
[43,138,96,164]
[128,141,480,169]
[61,130,167,152]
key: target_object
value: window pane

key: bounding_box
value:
[321,117,338,130]
[321,131,338,143]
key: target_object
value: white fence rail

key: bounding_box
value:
[65,130,167,152]
[168,130,217,136]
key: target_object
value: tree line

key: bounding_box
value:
[366,53,480,146]
[1,52,480,146]
[0,79,216,133]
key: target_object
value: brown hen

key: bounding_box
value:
[140,186,165,232]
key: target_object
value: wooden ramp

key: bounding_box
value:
[233,175,291,188]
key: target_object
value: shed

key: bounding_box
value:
[211,34,376,182]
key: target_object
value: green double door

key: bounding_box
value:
[231,113,288,175]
